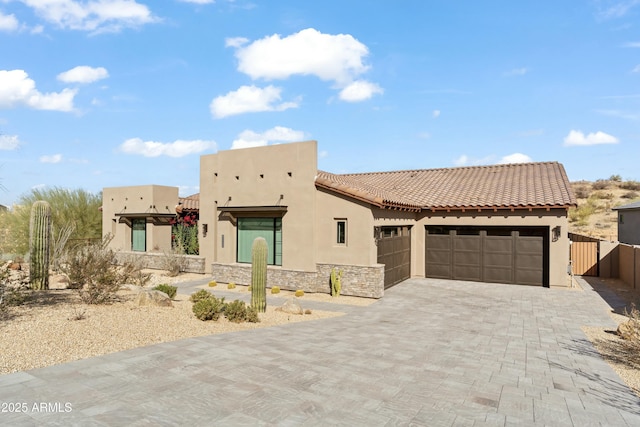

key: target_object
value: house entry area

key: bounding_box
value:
[425,226,548,287]
[376,226,412,289]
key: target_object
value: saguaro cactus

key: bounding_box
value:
[29,200,52,290]
[330,268,343,297]
[251,237,268,313]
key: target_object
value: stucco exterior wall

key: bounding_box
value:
[199,141,318,273]
[102,185,178,253]
[411,209,570,287]
[617,209,640,245]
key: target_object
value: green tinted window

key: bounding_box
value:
[237,218,282,265]
[131,218,146,252]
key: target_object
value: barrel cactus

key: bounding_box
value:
[250,237,268,313]
[29,200,52,290]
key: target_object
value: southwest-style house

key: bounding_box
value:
[103,140,577,298]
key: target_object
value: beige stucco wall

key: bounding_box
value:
[102,185,178,253]
[199,141,318,274]
[411,209,570,287]
[315,188,377,266]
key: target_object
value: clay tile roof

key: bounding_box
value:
[316,162,576,211]
[178,193,199,211]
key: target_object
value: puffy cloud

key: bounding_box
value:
[225,36,248,48]
[233,28,370,84]
[210,85,298,118]
[563,130,619,146]
[119,138,216,157]
[0,69,76,111]
[432,110,441,118]
[0,11,19,31]
[231,126,306,149]
[17,0,157,33]
[57,66,109,84]
[40,154,63,163]
[498,153,533,164]
[338,80,383,102]
[0,134,20,150]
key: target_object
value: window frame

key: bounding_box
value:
[336,219,347,245]
[131,218,147,252]
[236,217,282,266]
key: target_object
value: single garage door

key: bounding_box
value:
[376,226,411,289]
[425,226,548,286]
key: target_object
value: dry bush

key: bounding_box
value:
[568,199,598,225]
[620,180,640,191]
[573,186,590,199]
[591,191,614,200]
[622,191,639,199]
[592,179,610,190]
[160,251,187,277]
[595,305,640,372]
[119,256,152,286]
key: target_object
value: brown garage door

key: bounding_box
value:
[425,226,548,286]
[376,226,411,289]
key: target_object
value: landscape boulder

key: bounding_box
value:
[136,290,173,307]
[277,297,303,315]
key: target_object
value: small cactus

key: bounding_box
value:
[330,268,343,297]
[251,237,268,313]
[208,280,217,287]
[295,289,304,297]
[29,201,52,290]
[270,286,280,294]
[227,282,236,289]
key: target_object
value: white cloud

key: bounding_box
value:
[432,110,441,118]
[119,138,216,157]
[498,153,533,164]
[633,64,640,73]
[225,36,248,48]
[210,85,299,118]
[563,130,619,146]
[0,134,20,150]
[57,66,109,84]
[0,69,76,111]
[178,0,214,4]
[233,28,370,84]
[503,67,528,77]
[338,80,383,102]
[0,11,19,31]
[597,0,640,19]
[40,154,63,163]
[16,0,157,33]
[623,41,640,47]
[231,126,306,149]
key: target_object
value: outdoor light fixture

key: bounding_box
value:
[552,226,561,242]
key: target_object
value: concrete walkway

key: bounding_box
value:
[1,277,640,426]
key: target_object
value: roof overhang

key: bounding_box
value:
[115,212,176,225]
[217,206,288,219]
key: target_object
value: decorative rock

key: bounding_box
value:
[9,263,21,271]
[135,290,173,307]
[49,274,70,290]
[277,297,303,315]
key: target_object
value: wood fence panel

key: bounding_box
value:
[571,241,598,276]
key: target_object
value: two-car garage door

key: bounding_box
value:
[425,226,548,287]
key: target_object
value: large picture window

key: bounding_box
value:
[237,218,282,265]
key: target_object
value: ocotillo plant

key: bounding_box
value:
[330,268,342,297]
[251,237,268,313]
[29,200,52,290]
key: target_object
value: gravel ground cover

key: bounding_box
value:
[0,271,351,375]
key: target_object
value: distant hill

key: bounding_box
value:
[569,177,640,241]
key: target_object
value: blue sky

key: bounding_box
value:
[1,0,639,206]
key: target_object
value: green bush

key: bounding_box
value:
[225,299,248,323]
[246,305,260,323]
[270,286,280,294]
[295,290,304,297]
[227,282,236,289]
[190,289,213,303]
[192,295,226,321]
[153,284,177,299]
[208,281,217,287]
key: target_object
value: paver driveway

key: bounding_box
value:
[1,277,639,426]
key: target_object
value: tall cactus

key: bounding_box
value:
[29,200,52,290]
[250,237,268,313]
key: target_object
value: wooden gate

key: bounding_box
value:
[570,242,598,276]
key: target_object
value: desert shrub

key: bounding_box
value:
[573,185,590,199]
[270,286,280,294]
[225,299,249,323]
[620,180,640,191]
[591,191,614,200]
[610,174,622,182]
[592,179,610,190]
[153,284,177,299]
[227,282,236,289]
[160,251,186,277]
[295,290,304,297]
[208,281,217,287]
[62,236,121,304]
[192,295,226,321]
[119,256,152,286]
[568,199,598,225]
[304,309,312,315]
[622,191,639,199]
[190,289,213,303]
[246,305,260,323]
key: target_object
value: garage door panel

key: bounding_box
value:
[483,267,513,283]
[377,226,412,289]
